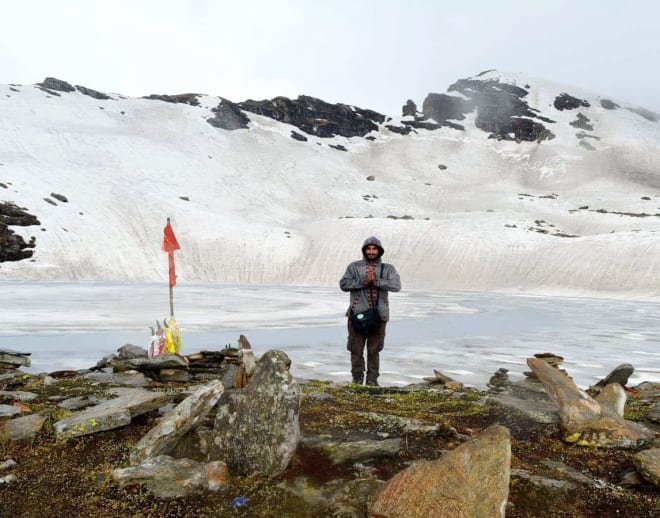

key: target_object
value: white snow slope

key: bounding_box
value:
[1,71,660,298]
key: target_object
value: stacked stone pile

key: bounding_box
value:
[186,348,241,384]
[0,349,31,374]
[523,352,567,380]
[487,368,511,393]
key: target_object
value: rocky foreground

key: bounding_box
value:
[0,341,659,517]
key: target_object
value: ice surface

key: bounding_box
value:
[2,282,658,389]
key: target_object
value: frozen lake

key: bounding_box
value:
[2,282,659,389]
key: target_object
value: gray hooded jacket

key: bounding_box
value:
[339,236,401,321]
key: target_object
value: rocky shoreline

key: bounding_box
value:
[1,340,659,517]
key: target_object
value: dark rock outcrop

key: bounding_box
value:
[412,78,555,142]
[600,99,619,110]
[38,77,75,93]
[143,93,201,106]
[290,130,308,142]
[554,93,590,111]
[238,95,384,138]
[206,99,250,130]
[76,85,112,100]
[570,113,594,131]
[0,202,39,263]
[402,99,417,116]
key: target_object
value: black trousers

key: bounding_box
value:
[347,318,387,383]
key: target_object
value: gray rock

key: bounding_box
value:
[117,344,148,360]
[0,352,30,368]
[83,370,149,387]
[541,460,605,487]
[0,474,17,485]
[301,436,401,465]
[359,412,457,436]
[369,424,511,518]
[124,354,188,371]
[633,448,660,487]
[59,395,100,411]
[487,395,559,424]
[0,390,38,402]
[0,404,22,418]
[54,389,167,438]
[594,383,626,416]
[112,455,228,498]
[0,414,47,443]
[509,378,551,401]
[648,403,660,424]
[594,363,634,388]
[0,459,17,472]
[170,427,215,462]
[212,350,301,476]
[155,369,190,383]
[512,468,576,490]
[130,380,224,465]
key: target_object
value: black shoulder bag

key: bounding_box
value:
[351,264,384,333]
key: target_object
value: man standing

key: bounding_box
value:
[339,236,401,386]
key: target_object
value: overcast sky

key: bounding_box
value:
[1,0,658,115]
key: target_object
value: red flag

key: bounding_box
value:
[163,221,180,288]
[162,222,180,253]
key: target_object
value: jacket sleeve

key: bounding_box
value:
[339,263,364,292]
[376,264,401,292]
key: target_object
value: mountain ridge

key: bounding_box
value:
[1,70,660,298]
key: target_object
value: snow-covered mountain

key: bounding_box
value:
[2,70,660,297]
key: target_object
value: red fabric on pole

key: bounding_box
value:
[162,223,180,253]
[168,252,176,287]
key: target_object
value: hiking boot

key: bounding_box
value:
[366,380,379,387]
[352,375,364,385]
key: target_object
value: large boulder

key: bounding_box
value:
[211,350,301,476]
[633,448,660,487]
[130,380,224,465]
[527,358,652,448]
[368,424,511,518]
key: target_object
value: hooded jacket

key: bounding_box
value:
[339,236,401,321]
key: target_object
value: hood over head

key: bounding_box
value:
[362,236,384,258]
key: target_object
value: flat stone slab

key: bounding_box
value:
[301,436,402,465]
[488,395,559,424]
[0,349,31,356]
[0,404,22,418]
[0,391,38,402]
[1,414,47,443]
[130,380,224,465]
[54,389,168,438]
[125,354,189,371]
[83,371,149,387]
[0,353,30,367]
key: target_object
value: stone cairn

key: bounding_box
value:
[523,352,567,380]
[99,338,255,389]
[487,368,511,393]
[0,349,31,375]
